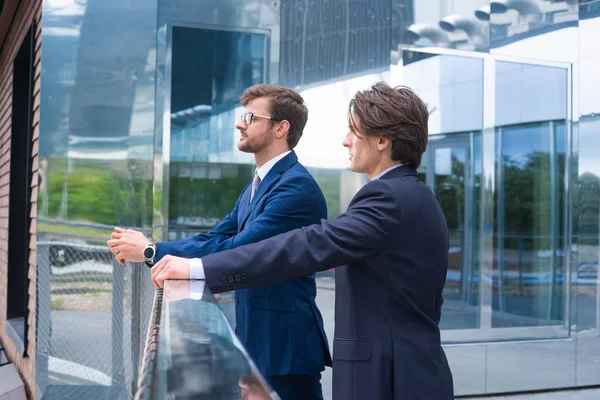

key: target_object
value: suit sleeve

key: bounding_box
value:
[155,178,325,262]
[202,179,400,293]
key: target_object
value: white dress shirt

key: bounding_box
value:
[188,151,292,283]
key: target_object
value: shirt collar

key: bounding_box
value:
[256,151,292,181]
[372,163,406,180]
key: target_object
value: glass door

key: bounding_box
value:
[422,135,476,328]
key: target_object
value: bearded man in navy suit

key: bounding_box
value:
[108,84,331,400]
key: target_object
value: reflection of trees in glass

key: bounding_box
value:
[167,165,344,230]
[574,172,600,247]
[501,151,565,241]
[435,153,465,232]
[41,157,153,227]
[495,125,567,324]
[308,168,341,219]
[434,151,466,299]
[169,164,253,223]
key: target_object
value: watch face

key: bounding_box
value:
[143,246,154,259]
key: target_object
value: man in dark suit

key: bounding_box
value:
[151,82,455,400]
[107,84,332,400]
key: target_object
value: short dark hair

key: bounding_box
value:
[240,84,308,149]
[348,82,429,169]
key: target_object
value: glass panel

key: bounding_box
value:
[166,26,269,327]
[37,0,158,397]
[400,50,483,135]
[168,26,267,241]
[425,136,482,331]
[493,61,568,329]
[576,8,600,386]
[170,26,266,164]
[150,282,275,399]
[401,50,483,332]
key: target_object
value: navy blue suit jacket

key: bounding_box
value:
[201,165,454,400]
[155,151,332,377]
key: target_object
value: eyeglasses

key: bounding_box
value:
[240,113,281,126]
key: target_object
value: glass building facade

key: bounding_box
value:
[36,0,600,397]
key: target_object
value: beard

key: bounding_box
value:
[238,128,274,153]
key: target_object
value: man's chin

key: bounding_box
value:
[237,143,253,153]
[348,165,366,175]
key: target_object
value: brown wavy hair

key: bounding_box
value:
[348,82,429,168]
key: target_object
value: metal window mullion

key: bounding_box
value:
[549,120,557,323]
[479,56,495,330]
[462,132,475,306]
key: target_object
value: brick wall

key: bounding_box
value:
[0,0,42,398]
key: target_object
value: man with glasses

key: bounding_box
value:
[107,84,331,400]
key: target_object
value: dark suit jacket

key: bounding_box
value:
[155,151,332,377]
[201,165,454,400]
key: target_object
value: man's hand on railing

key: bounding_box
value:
[106,227,150,264]
[150,255,190,288]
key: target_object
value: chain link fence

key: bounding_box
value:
[36,232,156,399]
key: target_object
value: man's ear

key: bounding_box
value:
[275,120,290,139]
[377,136,392,152]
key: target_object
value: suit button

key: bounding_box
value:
[241,273,247,281]
[235,274,241,282]
[221,276,228,284]
[228,276,234,283]
[235,299,239,306]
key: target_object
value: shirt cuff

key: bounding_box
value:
[189,280,205,300]
[189,258,206,280]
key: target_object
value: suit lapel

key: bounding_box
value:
[237,185,252,230]
[238,151,298,230]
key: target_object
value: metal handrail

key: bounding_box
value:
[134,288,163,400]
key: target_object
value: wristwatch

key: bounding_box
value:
[143,242,157,264]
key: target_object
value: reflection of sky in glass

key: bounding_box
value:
[434,147,465,176]
[502,123,550,167]
[502,121,565,168]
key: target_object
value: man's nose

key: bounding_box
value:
[342,133,351,147]
[236,120,246,130]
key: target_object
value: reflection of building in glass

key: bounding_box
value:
[280,0,403,87]
[487,0,578,44]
